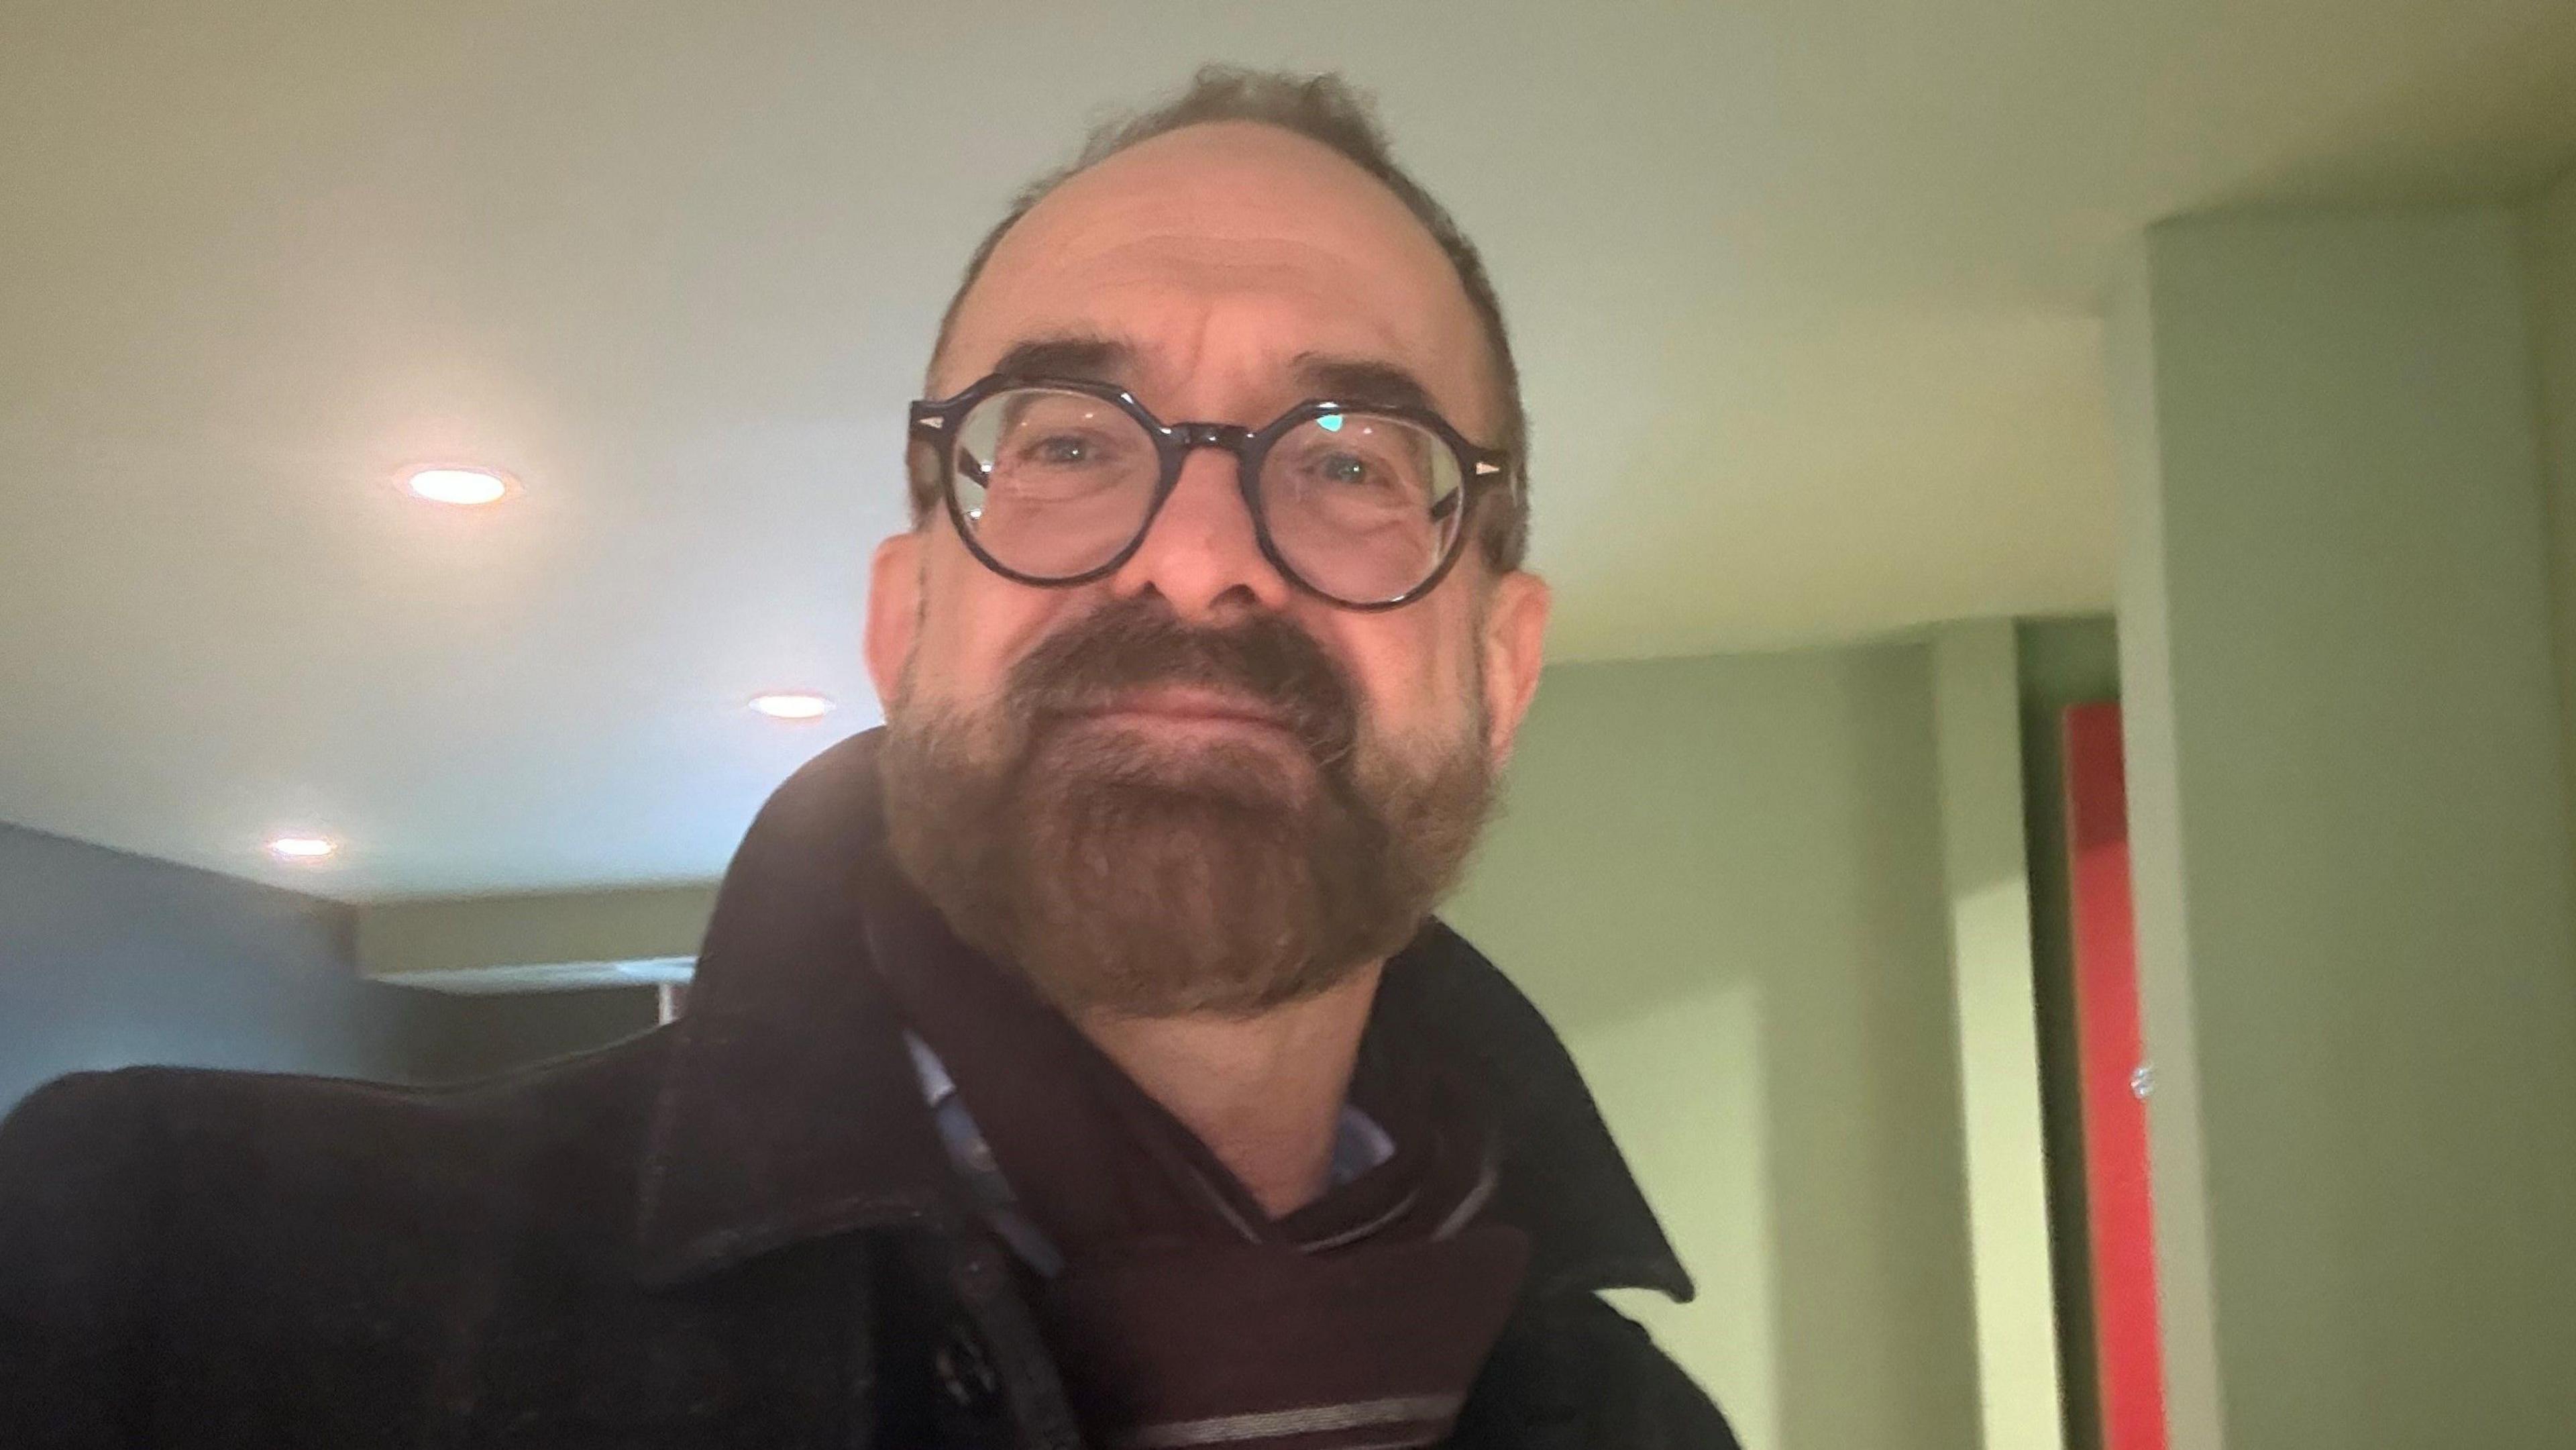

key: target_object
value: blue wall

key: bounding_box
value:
[1,822,655,1111]
[0,821,429,1110]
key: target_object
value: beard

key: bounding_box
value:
[877,596,1495,1019]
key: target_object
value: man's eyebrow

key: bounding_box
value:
[1292,354,1438,413]
[989,335,1134,384]
[979,341,1440,415]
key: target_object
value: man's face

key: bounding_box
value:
[866,121,1550,1016]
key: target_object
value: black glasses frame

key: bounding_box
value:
[908,373,1511,611]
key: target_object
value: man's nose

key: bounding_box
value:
[1107,446,1297,619]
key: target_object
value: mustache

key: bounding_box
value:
[1001,597,1360,766]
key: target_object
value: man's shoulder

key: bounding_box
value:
[7,1026,667,1147]
[0,1036,742,1439]
[0,1031,672,1263]
[1455,1292,1742,1450]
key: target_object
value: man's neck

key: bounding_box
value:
[1077,963,1383,1219]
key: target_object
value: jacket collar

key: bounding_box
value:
[632,729,1690,1302]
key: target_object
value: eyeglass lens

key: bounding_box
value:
[948,386,1466,605]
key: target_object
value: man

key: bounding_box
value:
[0,68,1736,1448]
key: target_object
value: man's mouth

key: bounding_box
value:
[1063,687,1307,742]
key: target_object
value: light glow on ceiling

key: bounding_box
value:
[400,466,513,506]
[748,692,835,720]
[266,835,339,862]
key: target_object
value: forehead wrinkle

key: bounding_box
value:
[963,232,1429,355]
[949,250,1479,429]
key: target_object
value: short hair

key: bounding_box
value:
[920,65,1531,570]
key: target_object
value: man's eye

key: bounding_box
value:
[1316,452,1375,486]
[1020,433,1098,466]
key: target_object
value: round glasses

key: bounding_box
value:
[908,375,1511,610]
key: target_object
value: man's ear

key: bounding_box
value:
[864,531,922,709]
[1479,569,1550,768]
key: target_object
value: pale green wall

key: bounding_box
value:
[2111,209,2576,1449]
[356,882,718,979]
[1929,620,2064,1450]
[2527,167,2576,874]
[2013,614,2120,1450]
[1447,645,1983,1450]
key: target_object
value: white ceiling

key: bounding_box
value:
[5,1,2573,899]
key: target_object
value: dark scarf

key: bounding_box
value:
[853,840,1532,1450]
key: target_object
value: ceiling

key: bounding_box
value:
[5,0,2573,899]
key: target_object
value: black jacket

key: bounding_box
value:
[0,733,1737,1448]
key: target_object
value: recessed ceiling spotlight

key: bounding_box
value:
[266,835,339,862]
[400,465,513,506]
[749,692,835,721]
